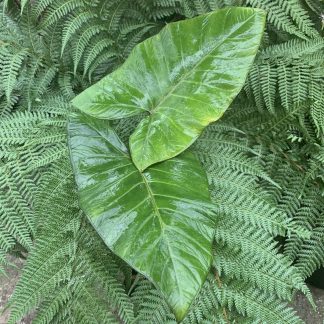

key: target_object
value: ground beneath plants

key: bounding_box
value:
[0,257,34,324]
[0,257,323,323]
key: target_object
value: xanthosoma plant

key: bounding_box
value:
[69,7,266,321]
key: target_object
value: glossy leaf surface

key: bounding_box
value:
[71,7,266,171]
[68,112,214,321]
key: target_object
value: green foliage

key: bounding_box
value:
[0,101,68,274]
[72,7,265,171]
[7,159,135,324]
[69,111,214,321]
[0,0,323,322]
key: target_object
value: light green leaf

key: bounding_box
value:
[68,112,215,321]
[71,7,265,171]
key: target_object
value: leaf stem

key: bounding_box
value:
[214,268,229,324]
[127,274,141,296]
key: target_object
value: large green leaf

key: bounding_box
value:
[71,7,266,171]
[68,112,215,321]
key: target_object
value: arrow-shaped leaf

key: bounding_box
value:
[68,112,215,321]
[71,7,266,171]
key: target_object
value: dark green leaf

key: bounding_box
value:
[68,112,214,321]
[71,8,266,171]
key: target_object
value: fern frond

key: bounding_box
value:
[0,48,28,101]
[0,165,34,251]
[8,159,135,324]
[61,12,97,56]
[40,0,85,29]
[215,279,303,323]
[259,38,324,59]
[295,222,324,279]
[83,38,115,76]
[71,25,107,74]
[245,0,317,39]
[310,99,324,136]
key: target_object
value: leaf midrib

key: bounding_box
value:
[141,172,164,230]
[140,171,183,297]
